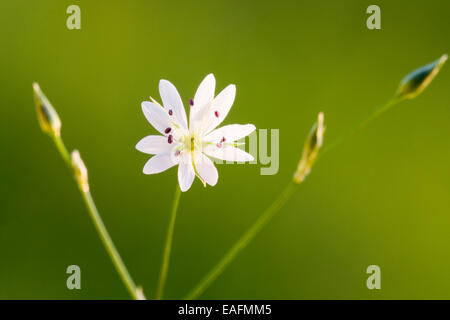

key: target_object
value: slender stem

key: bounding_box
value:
[184,182,297,300]
[318,97,401,160]
[156,185,182,299]
[185,96,404,299]
[52,135,71,164]
[80,190,138,300]
[51,135,138,300]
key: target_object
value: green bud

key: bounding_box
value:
[33,83,62,138]
[71,150,89,192]
[293,112,325,184]
[396,54,447,100]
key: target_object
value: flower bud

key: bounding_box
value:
[32,82,62,138]
[136,286,146,300]
[396,54,447,100]
[71,150,89,192]
[293,112,325,184]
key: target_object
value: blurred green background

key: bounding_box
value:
[1,0,450,299]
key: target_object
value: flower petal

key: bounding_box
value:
[203,84,236,134]
[159,79,188,130]
[142,101,171,135]
[194,152,218,186]
[194,73,215,107]
[136,135,172,154]
[203,144,254,162]
[143,152,178,174]
[203,124,256,143]
[178,153,195,192]
[190,74,216,131]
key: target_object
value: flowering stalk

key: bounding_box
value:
[33,83,139,300]
[185,54,447,299]
[156,185,181,299]
[136,74,255,299]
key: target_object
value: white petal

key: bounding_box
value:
[142,101,171,135]
[203,84,236,134]
[190,74,216,131]
[203,144,254,162]
[143,152,178,174]
[178,153,195,192]
[194,152,218,186]
[193,74,215,111]
[159,79,188,130]
[203,124,256,143]
[136,135,172,154]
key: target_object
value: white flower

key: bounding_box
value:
[136,74,256,192]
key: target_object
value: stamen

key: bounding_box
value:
[168,109,173,116]
[175,150,181,156]
[165,127,172,134]
[214,110,219,118]
[216,142,222,148]
[221,137,226,142]
[189,99,194,106]
[168,135,173,144]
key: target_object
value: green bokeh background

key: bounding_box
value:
[1,0,450,299]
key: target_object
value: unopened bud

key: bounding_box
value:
[396,54,447,100]
[293,112,325,184]
[32,82,62,138]
[71,150,89,192]
[136,286,146,300]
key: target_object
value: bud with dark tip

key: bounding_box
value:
[33,83,62,138]
[396,54,447,100]
[293,112,325,184]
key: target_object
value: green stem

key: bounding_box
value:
[318,97,401,160]
[80,190,138,300]
[185,96,404,300]
[52,135,71,164]
[184,182,297,300]
[52,135,138,300]
[156,185,182,299]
